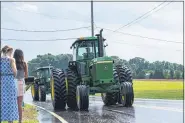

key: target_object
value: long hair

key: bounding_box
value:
[13,49,25,70]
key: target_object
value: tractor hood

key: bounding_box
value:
[90,56,113,65]
[90,56,114,86]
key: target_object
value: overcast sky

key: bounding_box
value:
[1,2,183,64]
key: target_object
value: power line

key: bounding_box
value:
[96,27,182,44]
[1,6,90,23]
[2,37,182,52]
[113,1,168,32]
[125,1,174,28]
[1,26,91,32]
[1,38,77,42]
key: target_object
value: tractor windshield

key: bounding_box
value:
[76,40,99,60]
[40,69,50,78]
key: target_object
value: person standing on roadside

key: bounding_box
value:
[1,45,19,123]
[13,49,28,123]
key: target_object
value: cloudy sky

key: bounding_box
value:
[1,1,183,64]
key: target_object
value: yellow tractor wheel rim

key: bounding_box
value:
[31,85,35,97]
[122,95,124,100]
[76,89,80,103]
[51,78,54,100]
[65,77,68,94]
[76,95,80,102]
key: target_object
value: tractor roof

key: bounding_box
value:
[35,66,53,71]
[71,36,98,47]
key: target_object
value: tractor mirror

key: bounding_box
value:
[25,76,34,85]
[104,43,108,47]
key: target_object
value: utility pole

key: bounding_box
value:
[91,0,94,37]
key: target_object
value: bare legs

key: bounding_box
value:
[17,96,23,123]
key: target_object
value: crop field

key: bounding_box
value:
[133,79,183,100]
[95,79,184,100]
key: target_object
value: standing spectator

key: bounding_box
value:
[1,45,19,123]
[14,49,28,123]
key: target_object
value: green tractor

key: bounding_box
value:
[51,29,134,110]
[30,66,53,102]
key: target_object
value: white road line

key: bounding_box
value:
[26,102,68,123]
[134,104,183,113]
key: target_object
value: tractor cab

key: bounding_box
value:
[68,29,113,81]
[71,37,102,61]
[70,29,107,61]
[34,66,53,82]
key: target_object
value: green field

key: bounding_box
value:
[95,80,184,100]
[133,80,183,100]
[1,104,39,123]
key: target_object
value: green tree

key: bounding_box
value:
[174,70,181,79]
[28,53,184,79]
[170,70,174,79]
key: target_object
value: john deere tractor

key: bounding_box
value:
[50,29,134,110]
[30,66,53,102]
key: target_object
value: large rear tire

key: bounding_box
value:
[51,68,67,110]
[31,83,39,101]
[101,92,117,106]
[66,68,80,109]
[115,65,134,106]
[115,65,133,83]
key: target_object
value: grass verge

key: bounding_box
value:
[1,104,39,123]
[92,80,184,100]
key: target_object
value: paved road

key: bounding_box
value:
[25,91,184,123]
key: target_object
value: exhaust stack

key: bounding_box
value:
[96,29,104,57]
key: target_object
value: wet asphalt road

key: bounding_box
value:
[25,91,184,123]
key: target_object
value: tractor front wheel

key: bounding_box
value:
[31,83,39,101]
[120,82,134,107]
[76,85,89,110]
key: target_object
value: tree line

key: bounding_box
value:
[28,53,184,79]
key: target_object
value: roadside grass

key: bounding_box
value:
[93,80,184,100]
[1,104,39,123]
